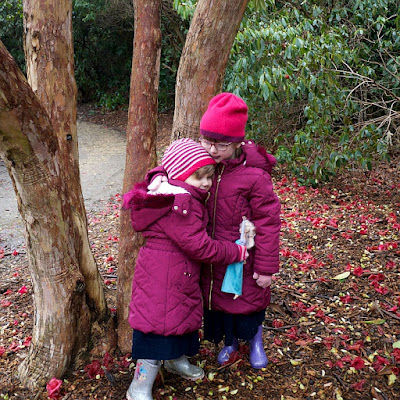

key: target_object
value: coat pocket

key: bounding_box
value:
[169,259,197,295]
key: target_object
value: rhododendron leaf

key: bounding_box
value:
[333,271,350,280]
[388,373,397,386]
[364,319,386,325]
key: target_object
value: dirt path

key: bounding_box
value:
[0,120,127,249]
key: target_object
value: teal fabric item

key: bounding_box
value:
[221,239,244,295]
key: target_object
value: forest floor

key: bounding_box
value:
[0,104,399,400]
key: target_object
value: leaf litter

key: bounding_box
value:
[0,107,399,399]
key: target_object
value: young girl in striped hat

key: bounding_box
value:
[123,138,247,400]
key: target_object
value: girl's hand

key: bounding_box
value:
[252,273,272,288]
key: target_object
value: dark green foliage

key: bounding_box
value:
[224,0,400,184]
[72,0,186,111]
[0,0,24,72]
[1,0,185,112]
[2,0,399,183]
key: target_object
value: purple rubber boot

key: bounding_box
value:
[249,325,268,369]
[217,337,238,365]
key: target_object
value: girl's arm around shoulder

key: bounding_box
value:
[163,195,244,265]
[249,172,281,275]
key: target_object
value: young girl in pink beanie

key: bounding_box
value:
[123,139,247,400]
[198,92,281,369]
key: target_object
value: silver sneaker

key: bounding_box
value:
[164,355,205,381]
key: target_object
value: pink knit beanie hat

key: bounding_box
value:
[200,92,248,142]
[162,138,216,181]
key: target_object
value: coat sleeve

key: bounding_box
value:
[163,196,241,265]
[249,172,281,275]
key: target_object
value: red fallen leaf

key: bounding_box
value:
[272,319,284,328]
[18,285,28,294]
[295,338,313,346]
[46,377,63,400]
[12,272,19,277]
[84,360,104,379]
[341,355,352,363]
[353,266,365,276]
[118,354,131,370]
[8,342,20,352]
[103,352,114,370]
[12,250,19,256]
[347,340,364,352]
[386,261,396,269]
[1,300,11,307]
[0,347,5,357]
[368,273,385,282]
[351,379,366,391]
[107,267,114,273]
[392,367,400,376]
[372,356,390,372]
[3,289,12,296]
[351,356,365,370]
[325,360,334,368]
[335,360,344,368]
[345,263,353,271]
[392,348,400,363]
[221,350,243,366]
[199,347,215,356]
[106,256,114,262]
[23,336,32,347]
[274,337,283,346]
[340,294,354,304]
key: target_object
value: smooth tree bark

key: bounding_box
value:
[171,0,250,141]
[23,0,107,317]
[117,0,161,353]
[0,41,92,390]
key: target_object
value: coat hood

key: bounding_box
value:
[241,141,277,175]
[123,180,209,232]
[123,181,175,231]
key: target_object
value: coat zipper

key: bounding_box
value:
[208,165,225,310]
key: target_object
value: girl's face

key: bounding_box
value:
[184,171,213,191]
[199,137,242,164]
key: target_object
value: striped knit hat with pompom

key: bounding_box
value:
[162,138,216,181]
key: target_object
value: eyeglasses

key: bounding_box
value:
[200,138,232,152]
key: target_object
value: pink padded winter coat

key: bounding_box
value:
[123,180,242,336]
[201,141,281,315]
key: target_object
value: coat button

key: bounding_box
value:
[173,205,178,210]
[183,210,187,214]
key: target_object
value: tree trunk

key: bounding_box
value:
[0,41,91,390]
[23,0,107,317]
[0,0,112,390]
[171,0,249,141]
[117,0,161,353]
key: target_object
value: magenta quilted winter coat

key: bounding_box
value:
[123,180,242,337]
[201,141,281,315]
